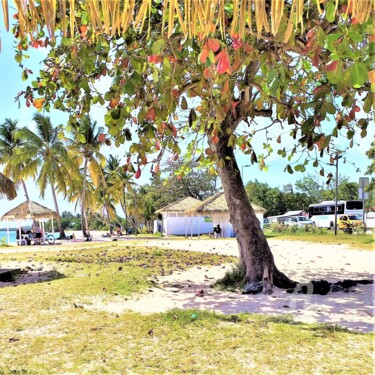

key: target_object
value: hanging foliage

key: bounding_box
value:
[1,0,374,43]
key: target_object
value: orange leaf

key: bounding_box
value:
[203,67,215,79]
[215,50,230,74]
[368,69,375,84]
[212,135,219,144]
[80,25,87,38]
[222,80,230,95]
[109,98,119,108]
[200,43,209,63]
[98,134,106,142]
[207,38,220,52]
[33,98,45,109]
[155,163,160,173]
[241,143,246,150]
[145,107,156,121]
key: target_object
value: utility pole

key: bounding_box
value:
[333,155,342,236]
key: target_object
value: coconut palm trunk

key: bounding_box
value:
[81,157,90,238]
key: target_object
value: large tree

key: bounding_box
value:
[15,114,75,237]
[66,115,106,238]
[6,1,375,293]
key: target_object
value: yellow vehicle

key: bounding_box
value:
[337,215,363,231]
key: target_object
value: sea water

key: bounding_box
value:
[0,230,60,244]
[0,230,17,244]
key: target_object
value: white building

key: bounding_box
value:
[185,192,267,238]
[154,197,213,236]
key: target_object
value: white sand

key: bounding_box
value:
[1,238,374,332]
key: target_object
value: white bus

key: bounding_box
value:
[308,200,363,229]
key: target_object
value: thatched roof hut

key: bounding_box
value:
[1,200,58,221]
[185,192,267,216]
[0,173,17,200]
[155,197,202,215]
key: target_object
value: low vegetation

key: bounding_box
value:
[265,225,374,250]
[0,243,373,374]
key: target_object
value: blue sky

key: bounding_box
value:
[0,20,373,221]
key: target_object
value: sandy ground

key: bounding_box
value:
[1,237,374,332]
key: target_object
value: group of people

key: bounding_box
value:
[16,223,43,245]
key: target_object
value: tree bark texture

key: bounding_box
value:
[81,157,90,238]
[211,120,296,294]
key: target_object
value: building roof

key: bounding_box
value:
[155,196,202,214]
[185,192,267,216]
[1,200,58,221]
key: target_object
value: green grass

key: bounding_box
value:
[265,229,374,250]
[0,243,373,374]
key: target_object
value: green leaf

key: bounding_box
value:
[325,1,336,22]
[151,39,166,54]
[350,63,368,88]
[286,165,294,174]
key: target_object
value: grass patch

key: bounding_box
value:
[265,229,374,250]
[0,243,373,374]
[0,309,372,374]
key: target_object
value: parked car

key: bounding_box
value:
[337,215,362,230]
[284,216,315,227]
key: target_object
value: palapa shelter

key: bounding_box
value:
[1,200,58,244]
[154,196,212,236]
[0,173,16,200]
[185,192,267,238]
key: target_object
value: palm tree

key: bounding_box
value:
[66,115,106,237]
[0,118,30,200]
[0,172,17,200]
[105,155,135,232]
[15,114,76,237]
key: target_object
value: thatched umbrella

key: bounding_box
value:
[1,200,58,244]
[0,172,17,200]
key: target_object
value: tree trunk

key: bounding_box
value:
[21,179,29,201]
[81,158,90,237]
[211,122,296,294]
[50,179,65,238]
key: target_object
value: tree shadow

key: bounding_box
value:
[0,269,65,287]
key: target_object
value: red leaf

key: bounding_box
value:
[155,140,161,150]
[311,52,320,67]
[80,25,88,38]
[231,101,239,118]
[215,50,230,74]
[98,134,106,142]
[325,60,338,72]
[207,38,220,52]
[212,135,219,144]
[241,143,246,150]
[135,168,141,179]
[354,105,360,112]
[148,55,163,64]
[232,36,243,50]
[349,109,356,120]
[26,100,30,108]
[306,29,315,39]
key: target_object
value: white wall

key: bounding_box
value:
[154,216,212,236]
[211,212,265,238]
